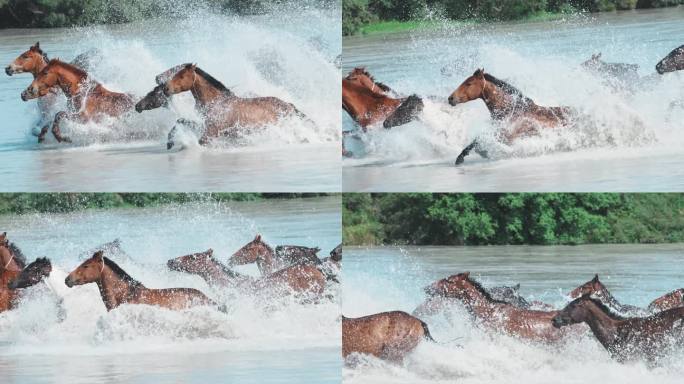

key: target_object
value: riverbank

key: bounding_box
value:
[343,193,684,246]
[343,1,684,36]
[0,193,330,215]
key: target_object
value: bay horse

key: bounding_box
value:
[552,295,684,363]
[65,251,216,311]
[228,234,321,275]
[167,248,326,297]
[21,59,135,143]
[425,272,580,342]
[342,311,434,362]
[656,45,684,74]
[342,68,423,129]
[569,274,649,317]
[5,42,57,129]
[136,63,307,149]
[8,257,52,289]
[448,69,574,165]
[0,235,27,312]
[648,288,684,313]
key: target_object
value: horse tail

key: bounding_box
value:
[383,94,423,129]
[420,320,435,342]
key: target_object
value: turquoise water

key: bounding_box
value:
[0,196,341,384]
[343,245,684,383]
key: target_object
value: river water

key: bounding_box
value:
[0,196,341,383]
[0,4,340,191]
[342,8,684,191]
[343,245,684,383]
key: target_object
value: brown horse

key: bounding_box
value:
[167,248,326,297]
[648,288,684,313]
[228,234,321,275]
[21,59,134,143]
[6,42,58,130]
[569,274,649,316]
[656,45,684,74]
[553,295,684,363]
[8,257,52,289]
[65,251,216,311]
[448,69,575,165]
[137,63,306,148]
[342,68,423,130]
[342,311,434,362]
[0,235,26,312]
[425,272,580,342]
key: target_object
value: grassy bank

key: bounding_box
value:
[344,193,684,246]
[0,193,329,215]
[343,0,684,36]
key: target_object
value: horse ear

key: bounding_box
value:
[31,42,40,51]
[93,250,104,259]
[463,271,470,279]
[474,68,484,79]
[255,234,261,241]
[207,248,214,255]
[514,283,520,290]
[191,63,197,70]
[592,274,599,282]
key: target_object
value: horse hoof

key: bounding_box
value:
[61,137,72,144]
[167,142,174,150]
[455,156,465,166]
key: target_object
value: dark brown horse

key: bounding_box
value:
[342,68,423,130]
[0,235,26,312]
[8,257,52,289]
[425,272,580,342]
[136,63,306,148]
[21,59,135,143]
[342,311,434,362]
[448,69,575,165]
[228,234,321,275]
[656,45,684,74]
[553,295,684,363]
[569,274,648,316]
[648,288,684,313]
[65,251,216,311]
[167,248,326,297]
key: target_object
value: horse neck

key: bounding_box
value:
[96,266,144,310]
[343,82,395,118]
[459,286,501,318]
[205,258,243,285]
[594,287,623,310]
[580,302,622,350]
[55,66,87,98]
[256,246,276,275]
[190,73,231,108]
[30,58,48,78]
[0,248,22,273]
[481,82,532,120]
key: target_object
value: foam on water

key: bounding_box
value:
[0,198,340,382]
[343,246,684,383]
[343,11,684,166]
[26,3,339,149]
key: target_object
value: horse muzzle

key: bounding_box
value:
[7,279,20,289]
[5,66,14,76]
[448,95,462,106]
[551,316,566,328]
[64,276,76,287]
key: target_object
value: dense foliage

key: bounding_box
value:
[343,193,684,245]
[0,193,328,215]
[0,0,334,28]
[343,0,684,35]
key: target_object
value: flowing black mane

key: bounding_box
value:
[463,274,511,305]
[194,66,234,96]
[8,242,27,268]
[26,257,50,271]
[103,257,143,288]
[581,296,626,320]
[483,73,533,104]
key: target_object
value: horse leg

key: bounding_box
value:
[37,122,51,143]
[51,111,76,143]
[383,94,424,129]
[455,140,477,165]
[167,118,201,150]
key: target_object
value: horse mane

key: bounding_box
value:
[7,242,27,268]
[463,275,511,305]
[34,46,49,63]
[350,67,392,92]
[194,66,234,97]
[103,257,143,288]
[583,296,626,320]
[483,73,533,104]
[27,257,50,270]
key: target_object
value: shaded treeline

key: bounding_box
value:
[0,193,330,215]
[344,193,684,245]
[0,0,334,28]
[343,0,684,35]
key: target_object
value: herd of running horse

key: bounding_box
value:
[0,232,341,314]
[342,44,684,162]
[5,42,309,149]
[343,272,684,364]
